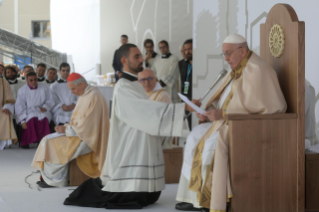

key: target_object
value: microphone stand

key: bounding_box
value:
[183,69,227,120]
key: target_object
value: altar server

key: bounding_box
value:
[36,63,47,82]
[64,44,196,210]
[45,68,57,84]
[5,66,26,100]
[175,34,287,212]
[50,63,77,125]
[15,72,54,148]
[153,40,180,103]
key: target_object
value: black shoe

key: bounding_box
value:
[38,181,54,188]
[175,202,202,211]
[201,208,209,212]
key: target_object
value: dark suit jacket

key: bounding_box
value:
[179,59,192,100]
[112,49,123,82]
[179,59,193,129]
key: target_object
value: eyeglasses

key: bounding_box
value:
[139,77,154,83]
[220,47,242,57]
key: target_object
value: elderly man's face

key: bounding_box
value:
[138,69,157,93]
[67,81,86,96]
[222,43,247,70]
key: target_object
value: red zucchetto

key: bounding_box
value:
[67,73,82,82]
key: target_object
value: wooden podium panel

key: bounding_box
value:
[163,147,183,184]
[305,154,319,211]
[69,159,90,186]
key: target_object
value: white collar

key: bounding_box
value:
[38,76,44,80]
[150,82,163,92]
[123,71,138,78]
[83,84,91,94]
[59,78,67,82]
[8,79,17,83]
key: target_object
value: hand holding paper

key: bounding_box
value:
[178,93,205,114]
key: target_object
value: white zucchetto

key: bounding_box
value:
[223,34,247,44]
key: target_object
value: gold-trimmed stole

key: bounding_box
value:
[188,50,253,209]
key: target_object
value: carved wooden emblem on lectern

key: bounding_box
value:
[269,24,285,58]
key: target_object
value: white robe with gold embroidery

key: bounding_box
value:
[177,51,286,211]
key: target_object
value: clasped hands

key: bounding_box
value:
[2,109,11,115]
[62,104,75,112]
[185,99,223,122]
[55,125,66,133]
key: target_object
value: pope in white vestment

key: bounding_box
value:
[176,34,287,212]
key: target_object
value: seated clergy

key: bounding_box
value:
[138,68,172,103]
[305,79,319,149]
[138,68,175,149]
[21,65,35,81]
[63,44,196,210]
[15,72,54,149]
[5,66,26,142]
[31,73,110,187]
[175,34,287,212]
[5,66,26,100]
[50,63,77,126]
[0,78,17,150]
[45,68,57,85]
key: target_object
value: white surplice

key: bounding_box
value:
[50,79,77,125]
[100,72,187,193]
[8,79,26,100]
[153,54,180,103]
[15,83,55,123]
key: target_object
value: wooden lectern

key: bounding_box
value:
[227,4,305,212]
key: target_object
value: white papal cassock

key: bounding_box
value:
[100,71,188,193]
[50,79,77,125]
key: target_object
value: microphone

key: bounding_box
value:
[199,69,228,103]
[184,69,228,119]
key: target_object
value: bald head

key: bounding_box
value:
[138,69,157,92]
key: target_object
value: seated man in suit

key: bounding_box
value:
[175,34,287,212]
[31,73,110,187]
